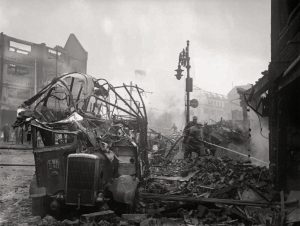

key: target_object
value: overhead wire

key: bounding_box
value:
[257,114,269,140]
[242,93,269,140]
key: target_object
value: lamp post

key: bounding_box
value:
[174,40,192,125]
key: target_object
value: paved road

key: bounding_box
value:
[0,148,36,225]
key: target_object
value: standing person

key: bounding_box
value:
[182,116,198,159]
[183,116,198,139]
[15,126,21,144]
[187,123,205,157]
[171,123,178,133]
[3,123,10,142]
[185,116,198,130]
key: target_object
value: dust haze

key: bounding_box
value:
[0,0,271,130]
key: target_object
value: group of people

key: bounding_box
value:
[1,123,25,143]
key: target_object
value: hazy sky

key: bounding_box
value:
[0,0,271,124]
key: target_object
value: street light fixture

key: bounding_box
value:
[175,64,184,80]
[174,40,193,125]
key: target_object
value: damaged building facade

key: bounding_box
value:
[227,85,251,123]
[244,0,300,193]
[0,33,87,126]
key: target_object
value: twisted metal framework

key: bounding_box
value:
[17,72,149,173]
[22,72,147,122]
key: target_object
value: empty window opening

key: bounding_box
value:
[48,48,62,56]
[9,41,31,55]
[7,64,30,75]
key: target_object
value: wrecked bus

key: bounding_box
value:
[14,72,149,217]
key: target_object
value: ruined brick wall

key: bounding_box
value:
[0,33,88,126]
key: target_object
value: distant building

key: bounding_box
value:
[0,33,88,125]
[190,87,228,123]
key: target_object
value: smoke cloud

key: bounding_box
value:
[249,110,269,162]
[0,0,271,134]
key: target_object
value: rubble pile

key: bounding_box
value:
[9,72,292,225]
[146,156,273,199]
[138,156,280,225]
[24,155,282,225]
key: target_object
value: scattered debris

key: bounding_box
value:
[138,154,296,225]
[121,214,147,224]
[6,73,295,225]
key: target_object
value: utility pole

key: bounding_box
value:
[55,48,58,77]
[185,40,191,125]
[174,40,193,125]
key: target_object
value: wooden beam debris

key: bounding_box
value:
[140,192,298,208]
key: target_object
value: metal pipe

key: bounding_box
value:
[108,84,140,117]
[0,163,34,166]
[123,83,144,118]
[164,135,183,158]
[140,192,297,207]
[90,95,137,118]
[136,85,147,120]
